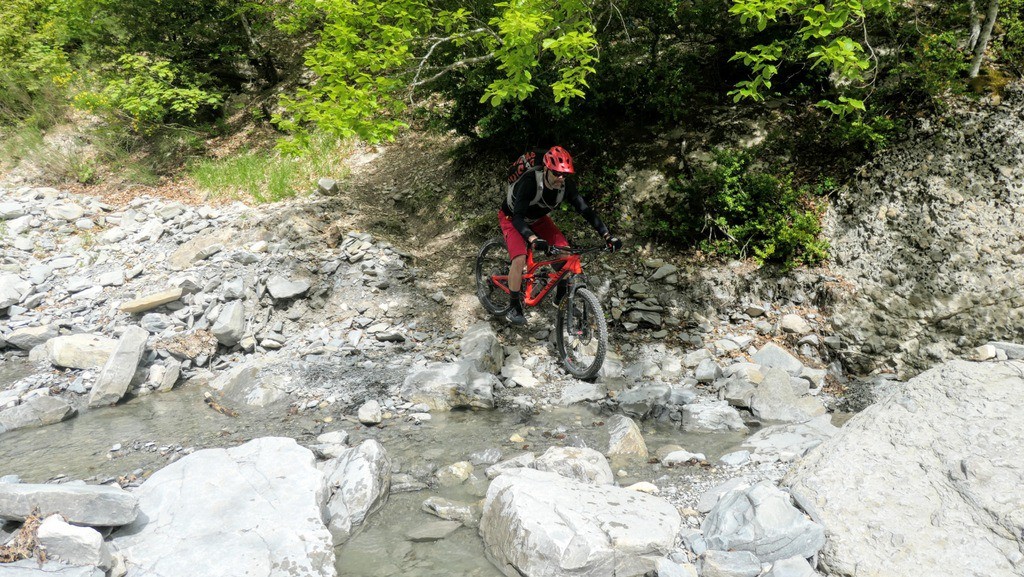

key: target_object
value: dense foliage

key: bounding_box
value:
[0,0,1021,266]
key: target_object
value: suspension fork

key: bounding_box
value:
[562,274,588,334]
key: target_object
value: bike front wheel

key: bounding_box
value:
[475,237,512,316]
[555,287,608,380]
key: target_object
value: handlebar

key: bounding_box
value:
[544,245,609,256]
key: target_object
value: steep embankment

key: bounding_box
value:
[827,82,1024,377]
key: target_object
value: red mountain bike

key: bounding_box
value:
[475,238,609,380]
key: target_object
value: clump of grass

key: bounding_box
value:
[187,132,352,203]
[0,124,46,173]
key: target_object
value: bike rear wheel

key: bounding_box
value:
[555,287,607,380]
[475,238,512,316]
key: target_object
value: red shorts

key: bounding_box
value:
[498,211,567,260]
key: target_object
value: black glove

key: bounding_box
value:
[605,234,623,253]
[531,238,549,253]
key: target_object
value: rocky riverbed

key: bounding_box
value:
[2,90,1024,577]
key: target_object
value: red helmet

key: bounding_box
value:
[543,146,575,174]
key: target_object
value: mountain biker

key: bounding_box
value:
[500,145,622,326]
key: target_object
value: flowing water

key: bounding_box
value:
[0,362,753,577]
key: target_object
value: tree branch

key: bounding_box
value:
[407,27,496,103]
[410,54,495,89]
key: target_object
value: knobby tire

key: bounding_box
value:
[556,287,607,380]
[475,238,512,316]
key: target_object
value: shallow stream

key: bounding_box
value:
[1,365,753,577]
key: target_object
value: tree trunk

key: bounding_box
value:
[970,0,999,78]
[968,0,981,51]
[240,12,279,85]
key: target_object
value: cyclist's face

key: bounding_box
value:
[546,169,567,187]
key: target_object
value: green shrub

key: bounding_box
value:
[74,54,222,131]
[640,150,829,268]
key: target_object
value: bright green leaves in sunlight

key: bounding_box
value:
[728,0,892,116]
[273,0,601,150]
[273,0,432,152]
[480,0,598,107]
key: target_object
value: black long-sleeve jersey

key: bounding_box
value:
[500,171,609,242]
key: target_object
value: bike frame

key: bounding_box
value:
[488,247,600,308]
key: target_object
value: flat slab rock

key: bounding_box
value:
[784,359,1024,577]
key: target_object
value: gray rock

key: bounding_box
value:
[0,202,26,220]
[697,550,761,577]
[784,359,1024,577]
[407,520,461,542]
[532,446,614,485]
[695,358,723,383]
[987,341,1024,359]
[697,478,749,514]
[45,203,85,221]
[752,343,804,375]
[266,274,311,300]
[616,385,670,419]
[655,558,698,577]
[0,483,138,525]
[209,361,291,407]
[97,270,124,287]
[702,481,824,563]
[37,514,112,569]
[650,264,678,281]
[0,274,31,309]
[148,359,181,392]
[780,314,813,334]
[663,383,695,406]
[662,449,705,465]
[682,401,748,432]
[764,556,818,577]
[6,325,58,350]
[606,415,648,460]
[485,453,536,479]
[87,326,149,407]
[749,368,826,423]
[211,300,245,346]
[722,377,756,408]
[683,348,712,368]
[140,312,173,333]
[310,430,350,459]
[0,396,76,433]
[461,322,504,373]
[422,496,479,527]
[119,287,184,314]
[743,415,838,463]
[321,439,391,545]
[719,450,751,467]
[111,437,334,576]
[400,361,495,411]
[357,399,383,425]
[317,177,339,195]
[480,468,680,577]
[65,276,92,293]
[222,277,245,300]
[469,448,503,466]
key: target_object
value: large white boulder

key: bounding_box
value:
[784,359,1024,577]
[320,439,391,545]
[111,437,335,577]
[480,468,681,577]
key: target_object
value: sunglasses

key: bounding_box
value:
[550,170,570,178]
